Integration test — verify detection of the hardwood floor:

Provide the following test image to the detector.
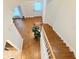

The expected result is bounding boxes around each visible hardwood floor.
[4,16,75,59]
[13,16,42,59]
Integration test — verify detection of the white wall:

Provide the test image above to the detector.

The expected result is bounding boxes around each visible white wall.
[21,1,43,17]
[44,0,76,54]
[3,0,43,50]
[3,0,24,50]
[42,0,47,22]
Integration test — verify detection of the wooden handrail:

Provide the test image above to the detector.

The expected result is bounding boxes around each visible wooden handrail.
[42,27,56,59]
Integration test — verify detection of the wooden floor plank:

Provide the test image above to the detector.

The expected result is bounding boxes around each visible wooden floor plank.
[13,16,42,59]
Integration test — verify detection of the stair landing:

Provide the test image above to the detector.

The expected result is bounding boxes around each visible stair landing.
[13,16,42,59]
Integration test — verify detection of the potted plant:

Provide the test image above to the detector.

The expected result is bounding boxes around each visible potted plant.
[32,24,41,39]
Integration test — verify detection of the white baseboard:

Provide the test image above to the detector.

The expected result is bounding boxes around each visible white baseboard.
[24,15,42,18]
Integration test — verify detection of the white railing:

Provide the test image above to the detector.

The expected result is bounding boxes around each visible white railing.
[40,27,49,59]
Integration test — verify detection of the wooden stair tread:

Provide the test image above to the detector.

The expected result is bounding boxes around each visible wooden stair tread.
[43,24,75,59]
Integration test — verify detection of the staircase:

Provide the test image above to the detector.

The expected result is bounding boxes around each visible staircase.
[13,15,76,59]
[43,24,76,59]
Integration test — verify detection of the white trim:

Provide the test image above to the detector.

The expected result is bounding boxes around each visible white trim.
[24,15,42,18]
[24,16,35,18]
[6,40,19,50]
[6,39,23,52]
